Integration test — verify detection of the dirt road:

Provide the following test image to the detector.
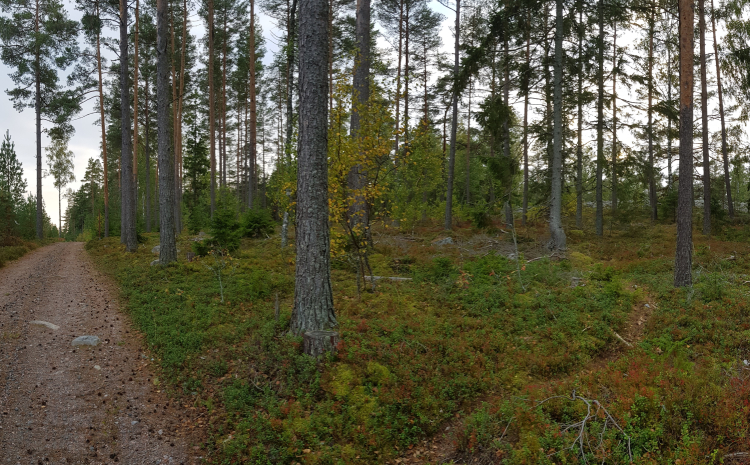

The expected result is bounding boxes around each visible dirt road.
[0,242,200,464]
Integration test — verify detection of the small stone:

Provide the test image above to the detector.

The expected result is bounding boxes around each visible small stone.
[131,421,138,425]
[644,304,651,308]
[151,245,160,254]
[71,335,100,347]
[30,321,59,330]
[94,365,101,370]
[158,429,163,435]
[150,259,160,267]
[432,237,453,246]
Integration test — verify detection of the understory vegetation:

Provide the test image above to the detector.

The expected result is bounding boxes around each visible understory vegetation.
[86,215,750,464]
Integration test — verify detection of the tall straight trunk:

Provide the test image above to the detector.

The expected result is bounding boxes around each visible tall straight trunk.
[58,187,61,237]
[667,20,674,190]
[157,0,176,264]
[648,16,657,220]
[221,15,229,187]
[465,77,471,204]
[208,0,216,215]
[543,5,552,199]
[712,0,733,217]
[281,0,298,250]
[349,0,371,234]
[34,1,42,240]
[503,35,512,227]
[145,80,151,232]
[444,0,460,230]
[595,0,604,236]
[120,0,136,252]
[133,0,140,225]
[575,8,583,229]
[170,5,182,234]
[404,6,410,141]
[249,0,258,209]
[393,0,404,156]
[675,0,694,287]
[523,31,530,226]
[328,0,333,117]
[291,0,337,334]
[550,0,566,250]
[177,0,187,232]
[612,20,618,216]
[95,1,110,237]
[700,0,710,235]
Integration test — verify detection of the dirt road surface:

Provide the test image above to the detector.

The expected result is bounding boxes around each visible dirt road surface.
[0,243,201,464]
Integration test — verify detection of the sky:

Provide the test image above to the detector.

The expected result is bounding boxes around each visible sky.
[0,0,456,231]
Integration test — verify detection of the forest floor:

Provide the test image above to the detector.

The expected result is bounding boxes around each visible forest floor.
[0,242,204,464]
[82,218,750,464]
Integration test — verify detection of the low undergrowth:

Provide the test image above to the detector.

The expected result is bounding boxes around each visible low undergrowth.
[0,238,43,269]
[85,222,750,464]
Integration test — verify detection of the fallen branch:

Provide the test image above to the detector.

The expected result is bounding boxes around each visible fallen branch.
[613,331,633,347]
[364,276,413,282]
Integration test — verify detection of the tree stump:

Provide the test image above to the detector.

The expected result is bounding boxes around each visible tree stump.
[303,331,340,357]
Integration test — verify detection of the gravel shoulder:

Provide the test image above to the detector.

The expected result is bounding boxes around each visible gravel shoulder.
[0,242,201,464]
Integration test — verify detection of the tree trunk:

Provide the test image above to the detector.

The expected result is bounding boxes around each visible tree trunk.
[667,21,674,192]
[595,0,604,236]
[612,20,619,217]
[249,0,257,209]
[444,0,460,231]
[281,0,298,249]
[675,0,694,287]
[34,4,42,240]
[575,8,583,229]
[549,0,566,250]
[96,1,110,238]
[712,0,733,217]
[465,77,471,205]
[145,80,151,233]
[503,35,512,227]
[133,0,140,228]
[700,0,710,235]
[648,16,657,220]
[120,0,136,252]
[291,0,337,335]
[523,23,530,227]
[393,0,403,156]
[303,330,339,357]
[208,0,216,216]
[221,15,229,188]
[157,0,176,265]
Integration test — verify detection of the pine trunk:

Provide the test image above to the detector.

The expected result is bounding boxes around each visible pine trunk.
[675,0,694,287]
[291,0,337,335]
[712,0,733,217]
[595,0,604,237]
[208,0,216,216]
[157,0,176,265]
[120,0,136,252]
[575,8,583,229]
[549,0,566,251]
[444,0,460,230]
[700,0,710,235]
[648,16,657,220]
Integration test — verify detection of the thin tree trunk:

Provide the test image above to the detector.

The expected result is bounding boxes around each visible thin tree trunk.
[595,0,604,236]
[145,80,151,232]
[700,0,710,235]
[575,8,583,229]
[675,0,694,287]
[291,0,337,335]
[404,6,410,142]
[393,0,403,156]
[34,1,43,240]
[133,0,140,227]
[444,0,460,230]
[465,77,471,205]
[712,0,733,217]
[208,0,216,216]
[221,15,229,187]
[503,35,512,227]
[550,0,566,250]
[281,0,298,249]
[349,0,370,235]
[249,0,258,209]
[667,19,674,191]
[523,20,530,227]
[95,0,110,237]
[120,0,136,252]
[612,20,618,216]
[648,15,657,220]
[157,0,176,265]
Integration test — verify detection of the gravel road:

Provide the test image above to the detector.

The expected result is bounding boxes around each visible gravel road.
[0,242,200,464]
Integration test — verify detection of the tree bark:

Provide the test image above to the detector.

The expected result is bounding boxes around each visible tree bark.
[145,79,151,232]
[575,7,583,229]
[120,0,136,252]
[35,2,42,240]
[503,35,512,227]
[675,0,694,287]
[303,330,339,357]
[595,0,604,236]
[157,0,176,265]
[648,16,657,220]
[133,0,140,227]
[612,20,619,217]
[549,0,566,250]
[712,0,733,217]
[700,0,710,235]
[95,1,110,238]
[249,0,257,209]
[208,0,216,216]
[523,22,530,227]
[444,0,460,231]
[291,0,337,335]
